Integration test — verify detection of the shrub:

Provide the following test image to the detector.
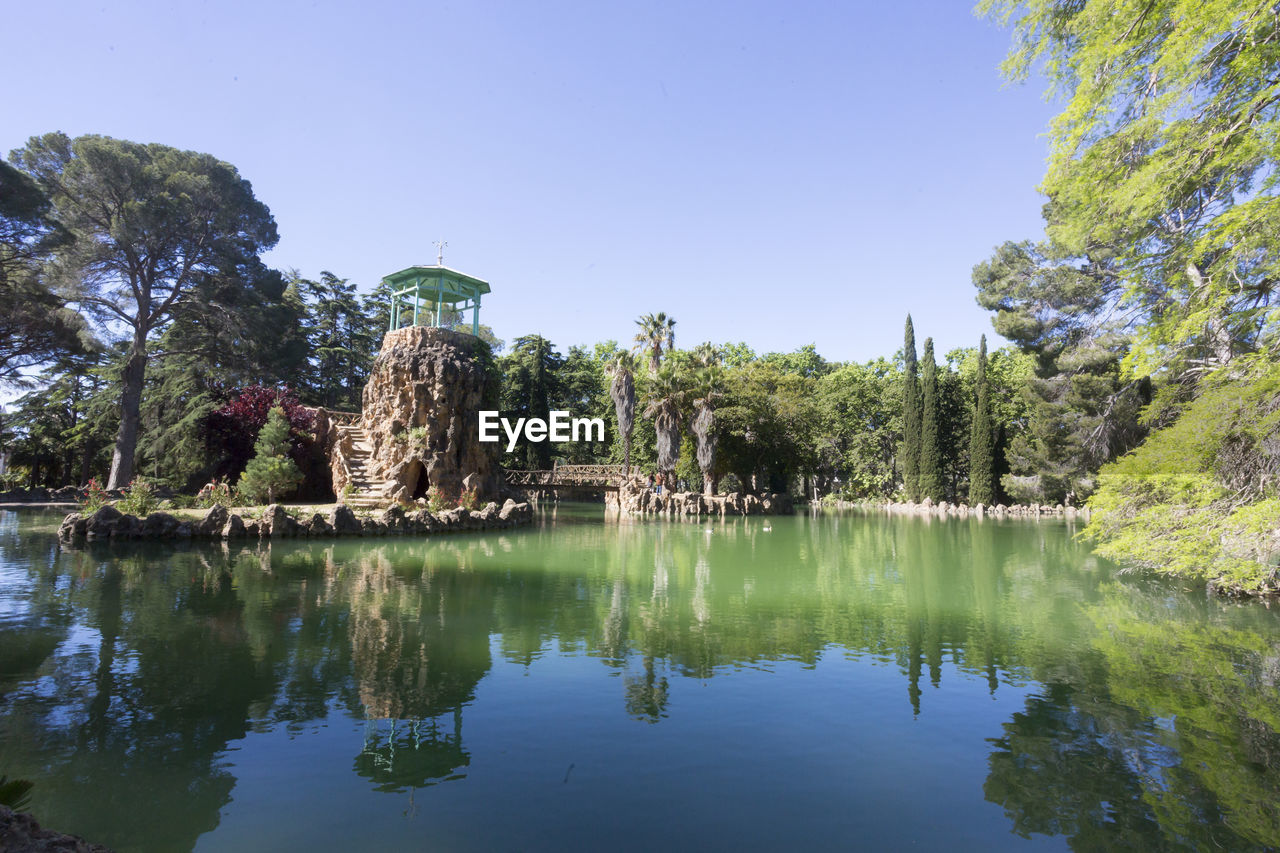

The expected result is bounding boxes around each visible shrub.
[117,479,158,516]
[237,407,305,505]
[425,485,453,513]
[195,478,234,508]
[80,478,108,512]
[205,385,314,479]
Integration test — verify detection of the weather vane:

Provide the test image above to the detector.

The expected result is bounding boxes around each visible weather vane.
[434,239,448,265]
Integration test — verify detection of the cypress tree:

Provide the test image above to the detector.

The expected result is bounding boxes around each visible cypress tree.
[968,335,996,506]
[901,316,921,501]
[919,337,943,502]
[237,407,304,505]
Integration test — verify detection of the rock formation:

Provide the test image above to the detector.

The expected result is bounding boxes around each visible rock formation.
[607,479,794,517]
[330,326,502,505]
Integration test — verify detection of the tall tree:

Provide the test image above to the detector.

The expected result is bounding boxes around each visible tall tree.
[605,351,638,475]
[10,133,279,487]
[973,240,1147,503]
[0,160,88,384]
[634,312,676,376]
[294,270,374,410]
[980,0,1280,378]
[918,338,943,502]
[968,335,996,506]
[500,335,562,470]
[642,364,685,483]
[901,316,922,500]
[689,365,723,495]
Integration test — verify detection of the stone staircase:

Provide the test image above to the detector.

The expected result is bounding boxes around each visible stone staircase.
[337,424,396,508]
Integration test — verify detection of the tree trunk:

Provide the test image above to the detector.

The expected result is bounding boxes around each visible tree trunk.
[107,327,148,489]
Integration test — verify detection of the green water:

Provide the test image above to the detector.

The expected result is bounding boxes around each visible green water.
[1,505,1278,851]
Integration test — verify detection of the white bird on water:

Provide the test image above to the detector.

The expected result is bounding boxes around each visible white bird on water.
[762,524,772,532]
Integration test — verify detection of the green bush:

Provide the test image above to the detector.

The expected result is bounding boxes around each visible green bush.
[1085,359,1280,593]
[237,407,304,505]
[117,479,158,516]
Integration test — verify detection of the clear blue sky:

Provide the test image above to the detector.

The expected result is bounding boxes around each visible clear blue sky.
[3,0,1057,363]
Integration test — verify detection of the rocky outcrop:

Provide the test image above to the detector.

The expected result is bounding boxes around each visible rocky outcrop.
[331,326,501,506]
[0,805,112,852]
[57,500,533,544]
[607,480,794,517]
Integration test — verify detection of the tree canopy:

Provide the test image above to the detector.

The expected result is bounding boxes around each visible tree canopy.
[9,133,280,487]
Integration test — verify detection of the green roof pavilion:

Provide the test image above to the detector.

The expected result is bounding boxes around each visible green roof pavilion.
[383,264,491,336]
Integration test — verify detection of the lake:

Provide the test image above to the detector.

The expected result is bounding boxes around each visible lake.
[1,504,1278,851]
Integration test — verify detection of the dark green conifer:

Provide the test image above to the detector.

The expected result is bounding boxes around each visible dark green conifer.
[919,337,943,502]
[968,335,996,506]
[901,316,921,501]
[237,407,303,504]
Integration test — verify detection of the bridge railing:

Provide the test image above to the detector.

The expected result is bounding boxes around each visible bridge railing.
[503,464,627,488]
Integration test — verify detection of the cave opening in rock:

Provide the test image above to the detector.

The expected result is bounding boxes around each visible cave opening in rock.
[407,460,431,500]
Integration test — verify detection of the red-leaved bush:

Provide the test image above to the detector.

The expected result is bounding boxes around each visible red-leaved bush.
[205,386,315,478]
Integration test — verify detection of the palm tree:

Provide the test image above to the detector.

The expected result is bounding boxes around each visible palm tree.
[604,350,638,476]
[690,342,721,369]
[634,312,676,376]
[642,363,685,483]
[689,366,722,495]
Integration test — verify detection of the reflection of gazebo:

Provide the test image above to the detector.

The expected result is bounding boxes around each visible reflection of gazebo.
[383,264,490,337]
[346,554,492,793]
[356,712,468,792]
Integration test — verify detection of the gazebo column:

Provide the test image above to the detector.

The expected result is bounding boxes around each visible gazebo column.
[472,295,480,336]
[412,276,421,325]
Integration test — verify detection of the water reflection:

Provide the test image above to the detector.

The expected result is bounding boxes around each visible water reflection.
[1,508,1278,850]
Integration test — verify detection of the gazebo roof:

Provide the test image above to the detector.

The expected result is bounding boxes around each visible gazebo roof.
[383,265,491,301]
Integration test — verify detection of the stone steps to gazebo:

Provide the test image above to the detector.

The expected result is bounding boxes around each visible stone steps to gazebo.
[337,424,394,507]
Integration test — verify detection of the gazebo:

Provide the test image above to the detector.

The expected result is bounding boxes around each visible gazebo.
[383,264,490,336]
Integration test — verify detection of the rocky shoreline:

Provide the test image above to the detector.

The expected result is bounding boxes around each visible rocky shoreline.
[0,805,111,853]
[1,485,87,504]
[57,499,533,544]
[607,481,794,517]
[829,498,1091,522]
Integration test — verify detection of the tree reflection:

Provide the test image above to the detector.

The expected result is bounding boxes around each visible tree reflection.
[4,508,1280,851]
[342,547,492,792]
[984,582,1280,850]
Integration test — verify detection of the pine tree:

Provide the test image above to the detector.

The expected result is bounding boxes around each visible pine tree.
[901,316,921,501]
[237,407,303,505]
[919,337,943,502]
[968,335,996,506]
